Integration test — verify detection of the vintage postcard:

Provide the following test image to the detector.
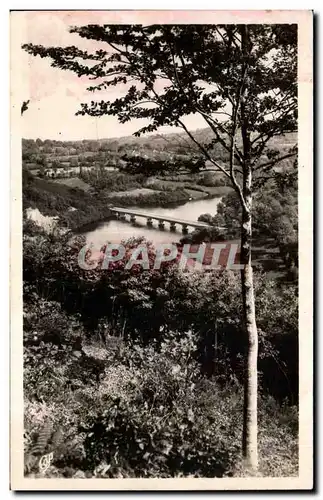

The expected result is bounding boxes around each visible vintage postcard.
[10,10,313,490]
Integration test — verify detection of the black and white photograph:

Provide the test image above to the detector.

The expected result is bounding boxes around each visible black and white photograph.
[10,10,313,490]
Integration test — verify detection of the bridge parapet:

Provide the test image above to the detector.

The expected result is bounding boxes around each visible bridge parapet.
[110,206,212,231]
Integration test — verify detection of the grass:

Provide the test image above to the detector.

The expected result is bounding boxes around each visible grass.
[145,177,232,199]
[52,177,92,192]
[108,187,161,197]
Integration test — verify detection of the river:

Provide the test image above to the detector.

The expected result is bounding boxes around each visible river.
[80,197,222,246]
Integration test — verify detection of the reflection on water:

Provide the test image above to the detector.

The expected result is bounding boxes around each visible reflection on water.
[80,197,222,247]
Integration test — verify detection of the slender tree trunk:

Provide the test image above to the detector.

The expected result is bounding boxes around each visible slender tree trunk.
[236,23,258,473]
[214,324,218,375]
[240,169,258,472]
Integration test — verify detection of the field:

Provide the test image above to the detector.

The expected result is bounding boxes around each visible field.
[108,187,161,197]
[52,177,92,192]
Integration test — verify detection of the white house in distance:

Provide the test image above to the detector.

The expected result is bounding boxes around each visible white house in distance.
[36,165,117,179]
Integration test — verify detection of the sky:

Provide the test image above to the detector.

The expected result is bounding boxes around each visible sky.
[18,11,207,141]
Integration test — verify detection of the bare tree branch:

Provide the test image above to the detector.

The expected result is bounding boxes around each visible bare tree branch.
[254,151,297,171]
[176,119,232,180]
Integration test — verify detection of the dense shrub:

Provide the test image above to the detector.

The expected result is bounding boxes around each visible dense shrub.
[106,188,191,208]
[24,325,298,478]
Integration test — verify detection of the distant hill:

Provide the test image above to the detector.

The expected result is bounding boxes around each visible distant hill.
[96,128,297,149]
[23,128,297,170]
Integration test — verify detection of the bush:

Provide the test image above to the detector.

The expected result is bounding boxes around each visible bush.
[80,332,241,477]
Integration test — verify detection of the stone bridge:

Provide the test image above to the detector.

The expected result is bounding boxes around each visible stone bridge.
[110,206,212,234]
